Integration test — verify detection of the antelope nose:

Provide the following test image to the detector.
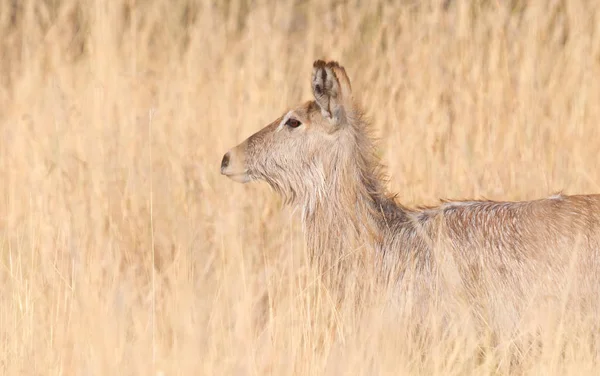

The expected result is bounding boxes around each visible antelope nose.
[221,152,230,174]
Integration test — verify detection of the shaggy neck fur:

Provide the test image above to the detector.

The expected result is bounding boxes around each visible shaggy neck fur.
[297,114,413,262]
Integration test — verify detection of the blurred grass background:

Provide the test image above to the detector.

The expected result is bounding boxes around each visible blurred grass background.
[0,0,599,374]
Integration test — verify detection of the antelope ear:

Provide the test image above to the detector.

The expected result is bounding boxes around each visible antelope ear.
[311,60,352,124]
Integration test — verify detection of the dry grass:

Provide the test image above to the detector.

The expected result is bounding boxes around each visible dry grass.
[1,0,600,374]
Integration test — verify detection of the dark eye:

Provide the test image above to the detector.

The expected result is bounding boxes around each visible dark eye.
[285,118,301,128]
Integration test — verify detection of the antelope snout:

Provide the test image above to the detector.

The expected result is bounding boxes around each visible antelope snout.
[220,146,251,183]
[220,152,230,174]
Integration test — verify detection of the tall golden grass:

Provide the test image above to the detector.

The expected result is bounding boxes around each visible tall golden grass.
[1,0,600,374]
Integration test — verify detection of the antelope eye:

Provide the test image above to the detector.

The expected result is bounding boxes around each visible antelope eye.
[285,118,301,128]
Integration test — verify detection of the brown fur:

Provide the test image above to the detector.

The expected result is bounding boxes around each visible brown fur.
[221,60,600,331]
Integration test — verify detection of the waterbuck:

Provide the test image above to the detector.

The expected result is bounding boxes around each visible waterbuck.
[221,60,600,328]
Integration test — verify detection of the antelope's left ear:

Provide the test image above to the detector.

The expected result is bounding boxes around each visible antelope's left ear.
[311,60,353,125]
